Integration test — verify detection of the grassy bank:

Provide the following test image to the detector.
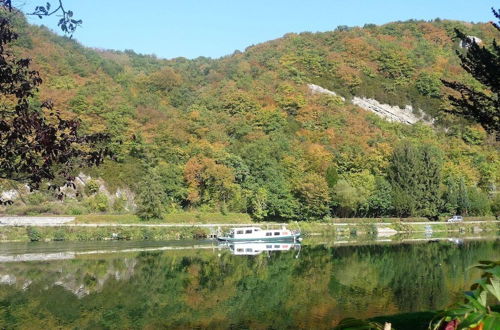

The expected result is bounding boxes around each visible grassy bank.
[0,226,214,242]
[0,220,498,242]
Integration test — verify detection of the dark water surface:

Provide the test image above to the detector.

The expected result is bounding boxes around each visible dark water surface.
[0,238,498,329]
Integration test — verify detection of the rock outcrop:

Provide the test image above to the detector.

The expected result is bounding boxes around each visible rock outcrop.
[307,83,432,125]
[351,96,431,125]
[308,83,346,101]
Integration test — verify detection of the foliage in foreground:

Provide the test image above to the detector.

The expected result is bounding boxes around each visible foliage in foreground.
[430,260,500,330]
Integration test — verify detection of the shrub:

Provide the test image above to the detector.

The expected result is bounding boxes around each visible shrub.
[112,196,127,213]
[86,193,109,212]
[85,179,100,195]
[52,230,66,241]
[26,227,41,242]
[26,192,47,205]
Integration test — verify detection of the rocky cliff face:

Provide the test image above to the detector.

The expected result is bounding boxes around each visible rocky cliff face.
[351,97,432,125]
[308,84,432,125]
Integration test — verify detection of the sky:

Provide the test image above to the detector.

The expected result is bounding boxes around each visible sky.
[20,0,497,59]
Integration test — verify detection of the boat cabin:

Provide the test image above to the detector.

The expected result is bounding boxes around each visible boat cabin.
[229,226,293,239]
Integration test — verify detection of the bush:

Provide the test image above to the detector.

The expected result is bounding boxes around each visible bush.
[85,179,100,195]
[27,227,42,242]
[52,230,66,241]
[7,202,65,216]
[68,206,85,215]
[85,193,109,212]
[26,192,48,205]
[112,196,127,213]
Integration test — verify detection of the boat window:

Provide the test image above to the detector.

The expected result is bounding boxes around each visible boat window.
[236,230,243,235]
[266,232,272,236]
[237,248,244,252]
[245,229,253,234]
[274,245,280,248]
[266,245,272,248]
[245,248,252,252]
[274,232,280,236]
[254,228,260,231]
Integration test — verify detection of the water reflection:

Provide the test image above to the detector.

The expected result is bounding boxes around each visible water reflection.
[0,238,498,329]
[219,241,301,256]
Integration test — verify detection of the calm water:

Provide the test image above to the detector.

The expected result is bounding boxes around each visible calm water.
[0,238,498,329]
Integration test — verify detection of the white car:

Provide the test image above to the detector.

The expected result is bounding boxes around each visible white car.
[447,215,463,223]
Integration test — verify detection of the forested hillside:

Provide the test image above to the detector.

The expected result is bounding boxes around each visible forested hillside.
[1,11,499,220]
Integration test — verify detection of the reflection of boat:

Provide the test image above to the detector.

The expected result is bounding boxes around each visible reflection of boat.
[217,226,301,243]
[447,238,464,245]
[220,242,301,256]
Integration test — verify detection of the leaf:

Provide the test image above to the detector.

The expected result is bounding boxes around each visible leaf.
[477,290,488,306]
[457,312,483,329]
[446,306,474,317]
[464,295,487,312]
[333,318,384,330]
[482,313,500,330]
[484,278,500,302]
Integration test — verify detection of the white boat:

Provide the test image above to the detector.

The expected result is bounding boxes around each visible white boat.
[217,226,301,243]
[221,242,301,256]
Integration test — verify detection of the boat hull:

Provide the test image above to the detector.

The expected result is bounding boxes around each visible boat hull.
[217,234,301,243]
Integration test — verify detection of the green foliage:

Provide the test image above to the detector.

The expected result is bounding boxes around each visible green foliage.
[294,172,330,219]
[467,187,491,216]
[367,177,393,216]
[26,226,41,242]
[135,171,165,221]
[85,193,109,212]
[331,179,366,217]
[491,194,500,217]
[430,260,500,330]
[415,72,441,97]
[84,179,100,195]
[388,142,442,218]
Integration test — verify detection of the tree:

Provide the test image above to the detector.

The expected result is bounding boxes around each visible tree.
[442,8,499,136]
[294,173,330,220]
[331,179,365,217]
[456,178,470,215]
[367,177,393,217]
[136,170,165,221]
[442,177,459,214]
[0,3,109,204]
[388,142,442,218]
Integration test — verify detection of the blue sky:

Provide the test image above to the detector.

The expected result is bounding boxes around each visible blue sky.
[23,0,496,59]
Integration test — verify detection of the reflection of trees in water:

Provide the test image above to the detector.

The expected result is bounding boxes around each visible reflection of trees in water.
[0,241,498,328]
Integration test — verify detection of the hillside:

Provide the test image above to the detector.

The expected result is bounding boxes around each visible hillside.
[0,11,499,220]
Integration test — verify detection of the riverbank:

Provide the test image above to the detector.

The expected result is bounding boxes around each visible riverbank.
[0,217,498,242]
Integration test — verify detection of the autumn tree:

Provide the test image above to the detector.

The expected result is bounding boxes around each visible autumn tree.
[442,8,500,136]
[0,2,108,204]
[294,172,330,219]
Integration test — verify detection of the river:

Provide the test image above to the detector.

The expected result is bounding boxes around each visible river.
[0,237,498,329]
